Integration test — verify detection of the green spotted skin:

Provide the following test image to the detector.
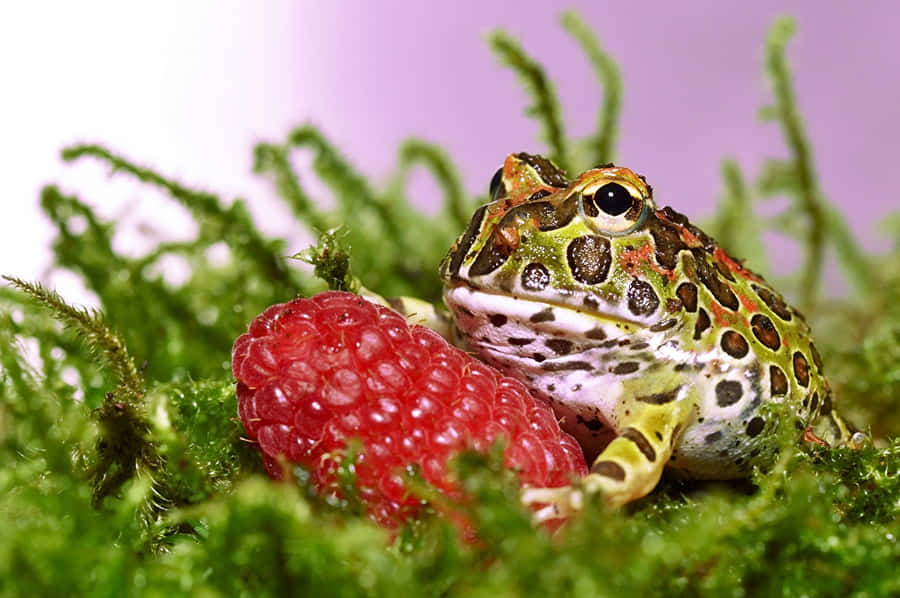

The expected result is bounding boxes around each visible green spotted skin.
[439,153,855,506]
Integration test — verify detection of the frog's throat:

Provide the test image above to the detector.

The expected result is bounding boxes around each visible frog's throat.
[444,283,649,334]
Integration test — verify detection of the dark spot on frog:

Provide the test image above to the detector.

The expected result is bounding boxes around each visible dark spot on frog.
[715,380,743,407]
[793,351,810,387]
[630,342,650,351]
[819,391,832,415]
[541,360,593,372]
[583,296,600,310]
[591,460,626,481]
[636,387,680,404]
[577,415,604,432]
[809,342,824,373]
[515,152,569,188]
[750,314,781,351]
[507,337,534,346]
[715,258,735,282]
[456,305,475,318]
[745,417,765,437]
[752,284,793,321]
[445,204,487,278]
[666,298,683,312]
[770,365,788,396]
[530,307,555,323]
[627,279,660,316]
[704,431,722,444]
[649,318,677,332]
[611,362,640,375]
[489,314,508,327]
[654,431,663,441]
[532,353,546,363]
[546,339,574,355]
[527,189,551,202]
[567,235,612,284]
[585,326,607,340]
[809,391,819,413]
[693,308,711,340]
[621,427,656,462]
[547,384,556,393]
[692,248,739,310]
[721,330,749,359]
[676,282,698,313]
[647,211,689,270]
[521,262,551,291]
[469,232,512,276]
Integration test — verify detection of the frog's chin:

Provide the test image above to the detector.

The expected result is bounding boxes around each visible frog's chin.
[443,283,649,339]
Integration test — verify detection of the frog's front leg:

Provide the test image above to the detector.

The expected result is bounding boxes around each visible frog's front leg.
[524,384,695,517]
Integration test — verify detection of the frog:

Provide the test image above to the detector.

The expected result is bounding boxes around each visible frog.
[437,152,861,513]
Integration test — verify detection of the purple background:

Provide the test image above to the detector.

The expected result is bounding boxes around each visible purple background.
[2,2,897,302]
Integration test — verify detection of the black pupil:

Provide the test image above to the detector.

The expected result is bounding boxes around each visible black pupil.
[594,183,632,216]
[489,167,504,199]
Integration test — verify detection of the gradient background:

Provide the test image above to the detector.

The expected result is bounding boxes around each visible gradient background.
[2,1,897,303]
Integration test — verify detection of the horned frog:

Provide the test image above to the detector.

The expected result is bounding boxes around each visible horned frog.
[437,152,861,513]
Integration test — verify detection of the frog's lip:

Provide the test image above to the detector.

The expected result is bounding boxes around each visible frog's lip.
[444,281,650,331]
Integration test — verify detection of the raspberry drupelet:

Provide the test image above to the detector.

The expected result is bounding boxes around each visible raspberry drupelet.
[232,291,587,528]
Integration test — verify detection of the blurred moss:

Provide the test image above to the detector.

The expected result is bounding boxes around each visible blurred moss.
[1,13,897,598]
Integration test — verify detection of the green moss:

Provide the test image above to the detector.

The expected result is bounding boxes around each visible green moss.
[1,14,898,598]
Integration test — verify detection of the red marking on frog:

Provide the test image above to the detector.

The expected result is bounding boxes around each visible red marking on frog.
[619,244,677,281]
[679,226,703,247]
[737,292,759,314]
[713,248,763,283]
[709,300,745,329]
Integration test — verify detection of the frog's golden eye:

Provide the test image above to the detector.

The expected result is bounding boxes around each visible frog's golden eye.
[578,181,647,234]
[489,167,504,200]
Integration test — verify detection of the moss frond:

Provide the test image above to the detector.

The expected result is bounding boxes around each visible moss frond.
[291,227,360,293]
[253,141,332,233]
[61,143,302,296]
[3,276,143,400]
[488,30,571,172]
[705,159,770,276]
[560,11,623,168]
[397,138,470,229]
[760,18,826,305]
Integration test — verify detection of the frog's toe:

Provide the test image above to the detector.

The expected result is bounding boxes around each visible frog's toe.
[521,485,585,522]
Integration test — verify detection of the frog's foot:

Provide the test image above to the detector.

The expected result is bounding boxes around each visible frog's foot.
[524,392,695,522]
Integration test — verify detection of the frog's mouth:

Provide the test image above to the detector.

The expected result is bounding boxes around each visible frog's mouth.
[444,283,650,343]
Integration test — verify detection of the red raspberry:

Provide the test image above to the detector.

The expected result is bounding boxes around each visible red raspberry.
[232,291,587,528]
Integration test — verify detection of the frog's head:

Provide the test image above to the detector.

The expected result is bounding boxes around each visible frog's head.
[440,153,738,344]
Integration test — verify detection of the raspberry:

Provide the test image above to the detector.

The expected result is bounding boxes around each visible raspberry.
[232,291,587,528]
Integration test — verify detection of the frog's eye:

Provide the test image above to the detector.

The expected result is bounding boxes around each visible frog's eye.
[578,181,647,234]
[489,167,504,200]
[593,183,632,216]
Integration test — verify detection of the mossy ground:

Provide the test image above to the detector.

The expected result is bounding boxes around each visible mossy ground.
[2,14,898,598]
